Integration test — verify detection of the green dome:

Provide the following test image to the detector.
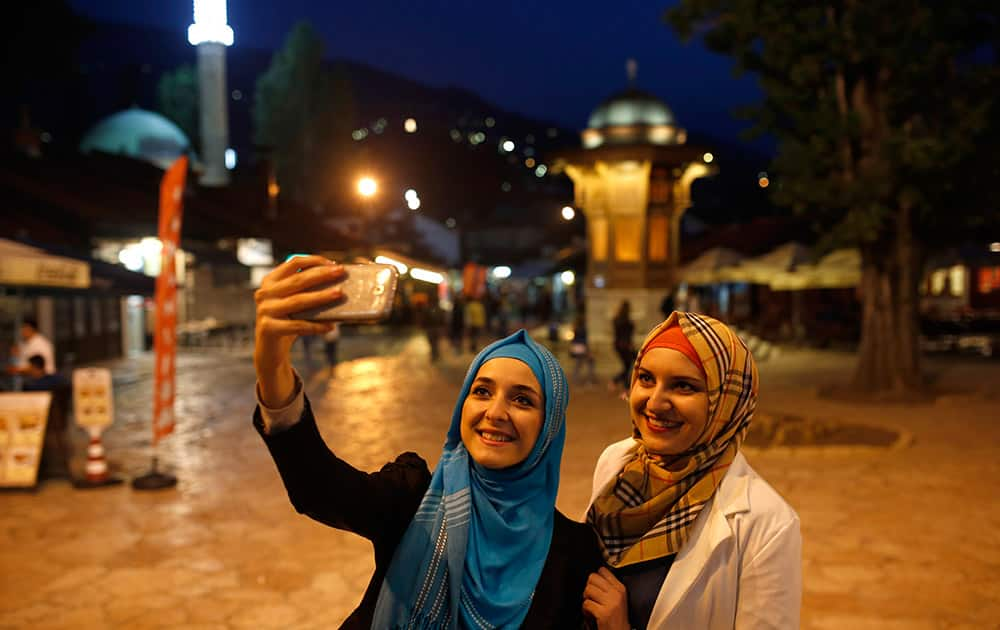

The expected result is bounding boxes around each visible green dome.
[80,108,192,168]
[587,88,676,129]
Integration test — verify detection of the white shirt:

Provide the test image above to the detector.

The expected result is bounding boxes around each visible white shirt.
[589,439,802,629]
[255,370,305,434]
[19,333,56,374]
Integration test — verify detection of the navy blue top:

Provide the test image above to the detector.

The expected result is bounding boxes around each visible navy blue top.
[611,555,675,630]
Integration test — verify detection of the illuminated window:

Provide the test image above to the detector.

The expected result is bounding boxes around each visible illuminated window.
[948,265,966,297]
[930,270,947,296]
[614,217,641,262]
[978,267,1000,294]
[648,215,668,261]
[591,217,608,262]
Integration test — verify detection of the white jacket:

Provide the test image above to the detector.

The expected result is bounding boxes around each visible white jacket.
[589,439,801,629]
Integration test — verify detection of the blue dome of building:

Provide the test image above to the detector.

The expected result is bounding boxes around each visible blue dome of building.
[79,108,193,168]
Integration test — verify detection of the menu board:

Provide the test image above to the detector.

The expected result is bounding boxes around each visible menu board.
[0,392,52,488]
[73,368,114,431]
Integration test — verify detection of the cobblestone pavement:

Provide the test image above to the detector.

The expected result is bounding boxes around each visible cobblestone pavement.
[1,330,998,629]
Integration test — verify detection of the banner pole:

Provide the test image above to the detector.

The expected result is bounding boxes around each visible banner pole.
[133,156,186,492]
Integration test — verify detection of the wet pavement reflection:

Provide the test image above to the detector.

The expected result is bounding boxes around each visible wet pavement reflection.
[0,331,998,628]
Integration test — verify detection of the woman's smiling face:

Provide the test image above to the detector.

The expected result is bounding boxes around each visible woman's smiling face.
[629,347,710,456]
[460,358,544,469]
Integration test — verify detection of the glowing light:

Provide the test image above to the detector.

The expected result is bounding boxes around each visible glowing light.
[118,247,144,272]
[485,117,496,128]
[525,158,536,168]
[352,129,368,141]
[534,164,548,177]
[501,140,515,153]
[560,270,576,286]
[225,148,236,170]
[450,129,462,142]
[411,268,445,284]
[561,206,575,221]
[407,197,421,210]
[445,218,457,229]
[404,189,418,201]
[758,176,770,188]
[188,0,234,46]
[140,237,163,258]
[375,255,408,275]
[404,118,418,133]
[491,266,512,279]
[990,242,1000,252]
[357,177,377,197]
[703,152,714,163]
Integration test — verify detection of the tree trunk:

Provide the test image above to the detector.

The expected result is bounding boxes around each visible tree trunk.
[853,206,923,395]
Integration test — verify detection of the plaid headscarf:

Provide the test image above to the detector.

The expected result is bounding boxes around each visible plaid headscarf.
[587,312,758,567]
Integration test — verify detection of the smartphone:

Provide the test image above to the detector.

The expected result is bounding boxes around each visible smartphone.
[289,263,399,322]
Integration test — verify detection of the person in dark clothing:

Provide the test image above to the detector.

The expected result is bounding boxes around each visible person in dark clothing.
[611,300,636,392]
[252,255,603,629]
[449,297,465,353]
[22,355,68,392]
[23,355,72,478]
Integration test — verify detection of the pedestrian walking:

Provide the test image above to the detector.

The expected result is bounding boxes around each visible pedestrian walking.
[322,323,340,377]
[448,297,465,354]
[251,256,602,629]
[569,313,596,386]
[583,312,801,629]
[610,300,635,392]
[464,298,486,353]
[414,299,444,362]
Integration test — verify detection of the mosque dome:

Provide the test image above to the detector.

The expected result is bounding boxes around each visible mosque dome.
[587,88,677,130]
[582,79,686,149]
[79,107,193,169]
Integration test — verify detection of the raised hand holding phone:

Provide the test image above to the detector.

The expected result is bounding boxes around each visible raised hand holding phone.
[253,255,345,407]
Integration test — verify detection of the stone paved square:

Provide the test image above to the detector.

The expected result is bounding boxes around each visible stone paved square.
[1,332,997,629]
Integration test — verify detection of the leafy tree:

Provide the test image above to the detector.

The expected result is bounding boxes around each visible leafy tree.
[254,22,355,205]
[156,64,199,151]
[668,0,1000,394]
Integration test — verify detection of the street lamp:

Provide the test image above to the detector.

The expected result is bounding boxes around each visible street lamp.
[357,176,377,198]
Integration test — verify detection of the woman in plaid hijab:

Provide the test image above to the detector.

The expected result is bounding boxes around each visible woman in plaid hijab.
[583,311,801,629]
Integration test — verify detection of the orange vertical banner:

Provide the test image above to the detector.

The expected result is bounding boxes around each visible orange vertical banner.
[152,156,188,443]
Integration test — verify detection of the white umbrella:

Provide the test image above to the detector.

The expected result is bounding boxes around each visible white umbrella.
[679,247,745,285]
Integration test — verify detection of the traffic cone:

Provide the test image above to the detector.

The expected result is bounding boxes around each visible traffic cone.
[85,432,109,484]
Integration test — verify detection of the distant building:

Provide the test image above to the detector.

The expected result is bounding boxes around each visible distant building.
[554,62,717,343]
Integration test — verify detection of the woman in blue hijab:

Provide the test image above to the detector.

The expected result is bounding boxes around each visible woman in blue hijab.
[252,257,601,629]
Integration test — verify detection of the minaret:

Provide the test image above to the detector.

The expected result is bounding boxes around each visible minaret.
[188,0,233,187]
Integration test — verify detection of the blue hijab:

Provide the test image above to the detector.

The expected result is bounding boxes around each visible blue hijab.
[371,329,568,629]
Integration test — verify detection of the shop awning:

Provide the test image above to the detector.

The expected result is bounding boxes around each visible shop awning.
[0,239,90,289]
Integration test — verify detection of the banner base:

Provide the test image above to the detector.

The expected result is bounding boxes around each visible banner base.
[131,456,177,491]
[72,475,125,490]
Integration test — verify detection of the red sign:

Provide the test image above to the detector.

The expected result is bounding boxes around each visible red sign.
[462,263,487,299]
[152,157,188,443]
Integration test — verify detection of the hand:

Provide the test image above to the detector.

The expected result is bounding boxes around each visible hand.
[253,255,345,406]
[582,567,630,630]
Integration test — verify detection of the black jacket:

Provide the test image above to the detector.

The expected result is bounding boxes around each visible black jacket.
[255,398,603,629]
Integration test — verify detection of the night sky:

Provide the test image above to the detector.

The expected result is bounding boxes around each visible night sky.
[67,0,761,142]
